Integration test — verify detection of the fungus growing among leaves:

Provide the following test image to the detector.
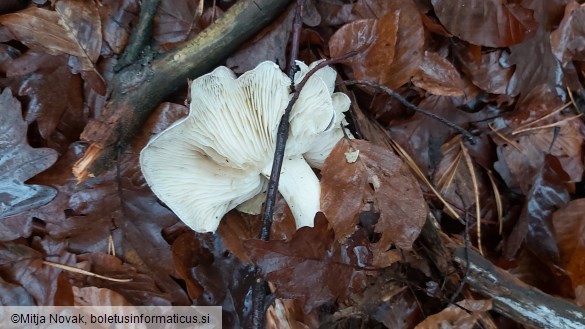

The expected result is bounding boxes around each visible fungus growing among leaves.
[140,61,350,233]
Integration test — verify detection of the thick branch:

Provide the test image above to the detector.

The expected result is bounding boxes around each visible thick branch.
[73,0,291,181]
[453,248,585,329]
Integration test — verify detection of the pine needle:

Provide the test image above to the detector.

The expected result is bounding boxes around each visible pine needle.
[460,141,483,255]
[388,138,460,219]
[487,169,503,235]
[42,260,132,283]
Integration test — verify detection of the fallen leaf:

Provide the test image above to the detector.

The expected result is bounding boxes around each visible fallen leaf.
[0,88,57,218]
[329,0,423,90]
[321,139,426,251]
[431,0,537,47]
[507,28,563,98]
[492,86,584,194]
[455,46,514,95]
[99,0,139,54]
[550,1,585,63]
[0,1,105,94]
[244,216,367,312]
[412,51,470,97]
[552,199,585,288]
[153,0,204,49]
[73,286,131,306]
[414,299,492,329]
[504,155,570,261]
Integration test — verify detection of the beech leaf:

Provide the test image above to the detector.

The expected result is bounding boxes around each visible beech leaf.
[329,0,423,90]
[0,1,105,94]
[321,139,427,251]
[431,0,538,47]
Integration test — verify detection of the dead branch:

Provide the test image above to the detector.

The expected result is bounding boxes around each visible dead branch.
[73,0,292,182]
[453,248,585,329]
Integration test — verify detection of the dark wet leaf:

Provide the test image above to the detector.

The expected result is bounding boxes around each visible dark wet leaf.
[552,199,585,288]
[0,88,57,218]
[504,155,570,261]
[492,86,584,194]
[412,51,472,97]
[455,46,514,95]
[244,216,367,312]
[507,28,563,98]
[431,0,537,47]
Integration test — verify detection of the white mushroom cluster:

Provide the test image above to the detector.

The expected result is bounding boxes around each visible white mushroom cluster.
[140,61,351,233]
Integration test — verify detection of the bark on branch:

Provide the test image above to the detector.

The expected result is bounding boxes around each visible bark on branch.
[73,0,292,181]
[453,248,585,329]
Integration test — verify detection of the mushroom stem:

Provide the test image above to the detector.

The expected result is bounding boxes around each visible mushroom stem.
[261,156,320,228]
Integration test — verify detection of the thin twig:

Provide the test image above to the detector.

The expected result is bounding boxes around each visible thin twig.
[340,80,477,143]
[252,1,303,328]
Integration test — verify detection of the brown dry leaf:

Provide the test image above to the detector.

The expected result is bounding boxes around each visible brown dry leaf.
[321,139,426,251]
[431,0,537,47]
[0,88,57,218]
[412,51,470,97]
[552,199,585,288]
[414,299,492,329]
[244,216,367,312]
[0,1,105,94]
[550,1,585,63]
[329,0,423,90]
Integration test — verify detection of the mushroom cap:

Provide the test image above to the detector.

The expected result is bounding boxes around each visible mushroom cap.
[140,60,349,232]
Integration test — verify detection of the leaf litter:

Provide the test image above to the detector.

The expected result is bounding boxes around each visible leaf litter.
[1,0,585,327]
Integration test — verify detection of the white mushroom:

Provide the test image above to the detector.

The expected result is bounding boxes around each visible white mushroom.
[140,61,351,233]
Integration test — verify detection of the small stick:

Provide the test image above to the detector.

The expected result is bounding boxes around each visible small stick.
[340,80,476,143]
[252,1,303,328]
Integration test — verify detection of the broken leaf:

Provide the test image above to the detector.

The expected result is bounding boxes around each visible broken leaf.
[0,88,57,218]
